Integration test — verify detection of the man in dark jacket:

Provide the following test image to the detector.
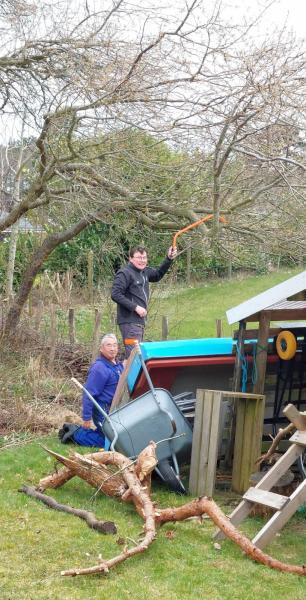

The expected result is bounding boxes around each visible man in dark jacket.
[82,334,124,430]
[111,245,177,357]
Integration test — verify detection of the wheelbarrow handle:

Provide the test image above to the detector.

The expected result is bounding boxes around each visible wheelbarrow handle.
[71,377,118,450]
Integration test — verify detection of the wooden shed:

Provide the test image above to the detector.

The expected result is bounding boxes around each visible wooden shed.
[227,269,306,399]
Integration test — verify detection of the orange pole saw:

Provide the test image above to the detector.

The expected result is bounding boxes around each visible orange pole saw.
[172,214,227,249]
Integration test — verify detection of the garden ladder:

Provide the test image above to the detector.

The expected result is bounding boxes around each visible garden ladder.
[214,404,306,549]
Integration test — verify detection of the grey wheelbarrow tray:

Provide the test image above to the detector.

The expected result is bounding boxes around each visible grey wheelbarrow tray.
[72,353,193,493]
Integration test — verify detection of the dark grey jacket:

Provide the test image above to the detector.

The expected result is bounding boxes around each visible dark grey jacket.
[111,257,172,325]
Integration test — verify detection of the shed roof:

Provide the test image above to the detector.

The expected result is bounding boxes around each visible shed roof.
[226,270,306,325]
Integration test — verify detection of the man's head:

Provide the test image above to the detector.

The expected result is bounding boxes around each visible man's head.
[100,334,118,362]
[129,245,148,271]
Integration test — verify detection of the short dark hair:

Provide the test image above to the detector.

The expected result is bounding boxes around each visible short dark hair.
[129,245,147,258]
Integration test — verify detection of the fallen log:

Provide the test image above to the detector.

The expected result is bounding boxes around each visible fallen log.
[30,442,306,578]
[20,485,117,534]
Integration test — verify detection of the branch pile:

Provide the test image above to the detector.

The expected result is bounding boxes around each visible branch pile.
[22,442,306,578]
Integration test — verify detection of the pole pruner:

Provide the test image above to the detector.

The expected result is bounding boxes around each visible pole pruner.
[172,214,227,249]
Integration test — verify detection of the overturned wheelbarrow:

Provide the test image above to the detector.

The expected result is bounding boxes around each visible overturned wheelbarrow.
[72,343,193,494]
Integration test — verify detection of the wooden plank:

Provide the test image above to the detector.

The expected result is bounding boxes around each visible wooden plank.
[189,389,206,495]
[232,396,246,492]
[289,430,306,446]
[247,308,306,322]
[283,404,306,431]
[252,480,306,549]
[205,391,222,496]
[110,347,137,411]
[243,487,289,510]
[196,390,214,496]
[252,310,271,396]
[233,327,281,340]
[241,398,257,492]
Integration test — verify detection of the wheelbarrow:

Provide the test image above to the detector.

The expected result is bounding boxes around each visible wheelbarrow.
[72,347,193,493]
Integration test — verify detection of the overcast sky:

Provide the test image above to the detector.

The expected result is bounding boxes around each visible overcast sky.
[0,0,304,144]
[232,0,305,38]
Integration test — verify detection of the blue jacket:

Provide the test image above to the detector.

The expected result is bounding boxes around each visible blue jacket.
[82,355,124,426]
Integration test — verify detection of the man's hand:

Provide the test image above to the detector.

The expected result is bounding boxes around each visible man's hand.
[83,419,94,429]
[168,246,177,260]
[135,305,147,317]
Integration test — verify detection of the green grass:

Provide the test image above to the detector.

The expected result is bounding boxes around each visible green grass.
[42,268,301,344]
[146,268,301,340]
[1,268,306,598]
[0,437,306,600]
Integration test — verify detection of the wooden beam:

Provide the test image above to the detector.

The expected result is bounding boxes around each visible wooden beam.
[283,404,306,431]
[110,347,137,411]
[247,308,306,322]
[252,310,271,395]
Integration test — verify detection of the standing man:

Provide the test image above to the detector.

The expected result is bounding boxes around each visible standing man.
[111,245,177,357]
[82,334,124,431]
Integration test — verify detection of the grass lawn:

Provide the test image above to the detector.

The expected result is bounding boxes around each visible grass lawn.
[1,268,306,599]
[47,267,302,344]
[0,436,306,600]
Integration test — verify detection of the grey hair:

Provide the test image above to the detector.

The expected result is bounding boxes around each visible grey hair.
[100,333,118,345]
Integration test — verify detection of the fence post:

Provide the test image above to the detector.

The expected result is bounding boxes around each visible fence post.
[34,299,44,331]
[68,307,76,345]
[162,315,169,340]
[87,250,94,305]
[215,318,223,338]
[227,259,232,279]
[186,246,191,285]
[91,308,102,361]
[49,304,57,367]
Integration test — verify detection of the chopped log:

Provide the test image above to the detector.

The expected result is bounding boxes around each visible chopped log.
[19,485,117,534]
[40,446,128,498]
[35,443,306,578]
[38,466,75,491]
[61,443,157,577]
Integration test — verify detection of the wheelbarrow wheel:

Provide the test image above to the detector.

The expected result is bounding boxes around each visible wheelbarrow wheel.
[156,459,187,494]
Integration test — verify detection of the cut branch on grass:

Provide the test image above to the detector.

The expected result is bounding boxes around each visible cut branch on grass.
[31,443,306,578]
[19,485,117,534]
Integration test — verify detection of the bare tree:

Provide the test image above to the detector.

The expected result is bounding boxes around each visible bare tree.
[0,0,305,333]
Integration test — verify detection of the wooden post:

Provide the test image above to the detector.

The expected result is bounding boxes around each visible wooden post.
[68,308,76,345]
[215,319,223,338]
[252,310,271,395]
[49,304,57,367]
[186,246,191,285]
[225,320,246,468]
[161,315,169,340]
[110,347,138,411]
[34,299,44,331]
[227,259,232,279]
[91,308,102,361]
[87,250,94,305]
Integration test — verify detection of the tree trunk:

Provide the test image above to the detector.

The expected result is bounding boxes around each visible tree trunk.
[3,210,106,336]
